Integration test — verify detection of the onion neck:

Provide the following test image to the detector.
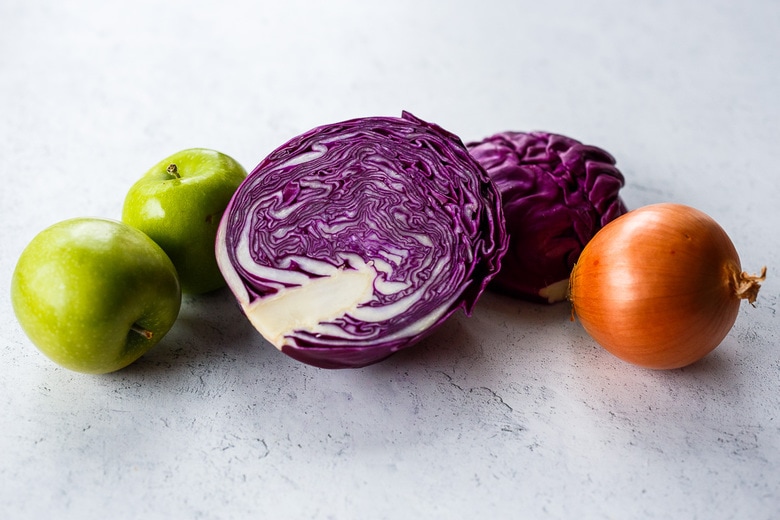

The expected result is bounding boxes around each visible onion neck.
[731,265,767,305]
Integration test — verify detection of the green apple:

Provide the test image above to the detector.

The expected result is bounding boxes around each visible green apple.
[11,217,182,374]
[122,148,247,294]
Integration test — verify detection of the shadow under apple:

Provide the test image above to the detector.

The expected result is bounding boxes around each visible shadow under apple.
[119,287,273,376]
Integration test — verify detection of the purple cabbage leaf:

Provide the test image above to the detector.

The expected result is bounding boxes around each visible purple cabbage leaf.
[467,131,627,303]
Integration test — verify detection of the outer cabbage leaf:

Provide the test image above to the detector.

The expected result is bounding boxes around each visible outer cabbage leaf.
[467,131,627,303]
[216,112,507,368]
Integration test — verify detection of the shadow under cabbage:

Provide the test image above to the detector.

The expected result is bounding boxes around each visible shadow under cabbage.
[370,290,576,374]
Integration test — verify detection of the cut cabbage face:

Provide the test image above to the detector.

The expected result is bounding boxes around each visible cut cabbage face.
[216,112,507,368]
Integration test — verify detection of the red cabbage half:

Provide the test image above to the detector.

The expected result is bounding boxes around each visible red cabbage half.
[467,131,627,303]
[216,112,507,368]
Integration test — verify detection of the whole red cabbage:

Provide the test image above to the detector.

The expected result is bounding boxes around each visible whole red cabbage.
[216,112,507,368]
[467,131,627,303]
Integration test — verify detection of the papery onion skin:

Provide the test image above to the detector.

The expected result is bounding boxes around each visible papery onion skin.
[216,112,507,369]
[467,131,627,303]
[569,203,765,370]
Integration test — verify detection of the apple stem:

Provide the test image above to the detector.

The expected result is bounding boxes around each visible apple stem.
[166,163,181,179]
[131,324,154,340]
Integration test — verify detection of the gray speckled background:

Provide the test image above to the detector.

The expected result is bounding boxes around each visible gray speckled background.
[2,0,779,518]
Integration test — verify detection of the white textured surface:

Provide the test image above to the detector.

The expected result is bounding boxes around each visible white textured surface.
[2,0,779,518]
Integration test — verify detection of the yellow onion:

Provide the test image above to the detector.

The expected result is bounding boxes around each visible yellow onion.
[569,203,766,369]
